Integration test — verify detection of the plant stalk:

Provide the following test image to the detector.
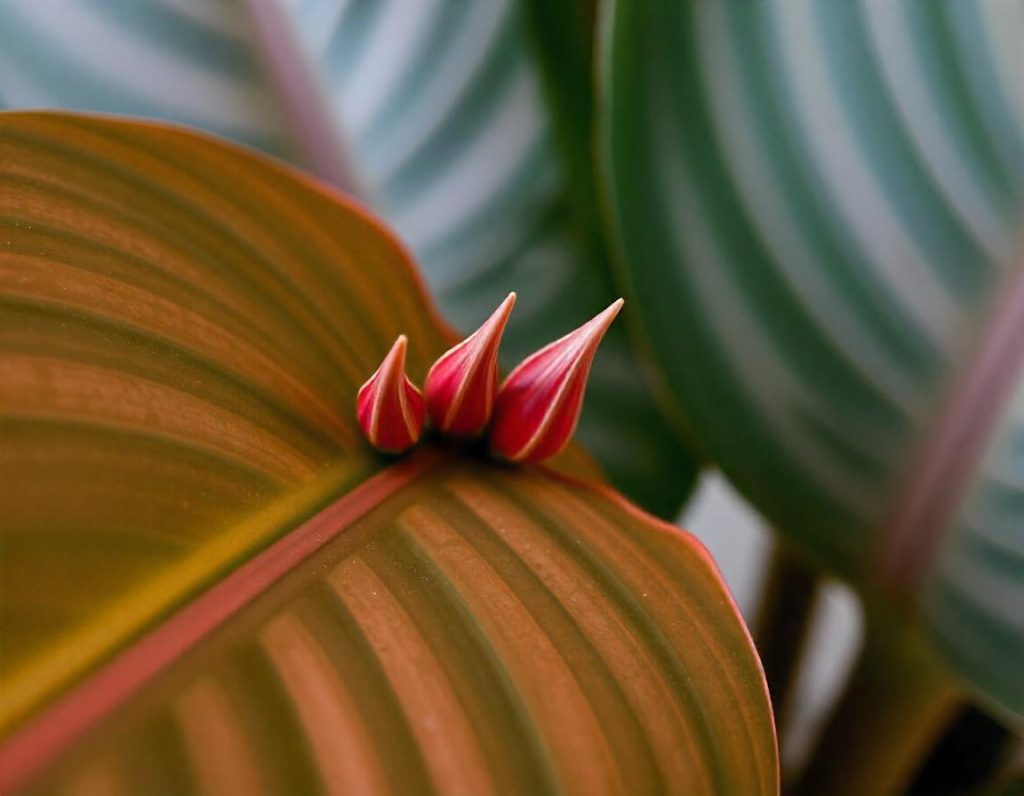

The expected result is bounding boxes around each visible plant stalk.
[752,543,820,734]
[796,605,962,796]
[243,0,365,195]
[908,705,1018,795]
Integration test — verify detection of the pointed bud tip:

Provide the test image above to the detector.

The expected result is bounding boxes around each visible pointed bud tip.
[425,294,516,436]
[357,334,424,454]
[594,298,624,327]
[491,291,517,325]
[481,292,516,335]
[489,301,622,463]
[386,334,408,363]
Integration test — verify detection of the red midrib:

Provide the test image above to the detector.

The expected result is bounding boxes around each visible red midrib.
[0,449,443,792]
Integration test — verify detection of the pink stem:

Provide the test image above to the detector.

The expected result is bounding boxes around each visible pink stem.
[881,265,1024,595]
[243,0,365,195]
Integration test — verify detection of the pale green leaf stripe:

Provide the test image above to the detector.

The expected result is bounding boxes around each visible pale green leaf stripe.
[921,378,1024,720]
[0,0,292,156]
[813,1,1000,286]
[603,0,1023,571]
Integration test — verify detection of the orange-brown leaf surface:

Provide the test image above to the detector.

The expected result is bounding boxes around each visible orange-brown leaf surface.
[0,112,776,795]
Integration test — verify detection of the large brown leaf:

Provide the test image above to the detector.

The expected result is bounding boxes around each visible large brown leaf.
[0,112,776,794]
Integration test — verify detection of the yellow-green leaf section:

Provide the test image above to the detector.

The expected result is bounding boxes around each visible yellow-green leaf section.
[0,112,776,794]
[0,111,450,728]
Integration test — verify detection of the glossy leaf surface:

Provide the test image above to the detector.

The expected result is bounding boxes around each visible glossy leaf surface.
[0,112,776,794]
[0,0,699,518]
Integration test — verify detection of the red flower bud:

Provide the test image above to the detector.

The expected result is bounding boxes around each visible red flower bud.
[425,292,516,436]
[489,299,624,463]
[356,335,425,454]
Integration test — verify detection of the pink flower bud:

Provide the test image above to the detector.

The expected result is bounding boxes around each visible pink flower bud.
[356,335,425,454]
[489,299,624,463]
[425,292,516,436]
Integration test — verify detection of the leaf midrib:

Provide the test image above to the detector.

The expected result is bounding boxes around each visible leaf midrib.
[0,451,444,753]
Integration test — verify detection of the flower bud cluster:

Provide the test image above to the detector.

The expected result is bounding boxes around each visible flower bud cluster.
[356,293,622,463]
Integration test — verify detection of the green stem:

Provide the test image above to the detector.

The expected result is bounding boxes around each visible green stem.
[752,544,820,734]
[796,606,962,796]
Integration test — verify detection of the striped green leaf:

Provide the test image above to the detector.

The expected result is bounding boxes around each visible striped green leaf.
[0,0,293,155]
[0,0,699,518]
[599,0,1024,719]
[0,112,777,794]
